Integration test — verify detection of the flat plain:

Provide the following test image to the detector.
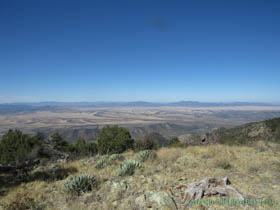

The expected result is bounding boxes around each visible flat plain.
[1,106,280,141]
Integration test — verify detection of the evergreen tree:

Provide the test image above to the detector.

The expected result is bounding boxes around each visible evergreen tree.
[97,126,134,155]
[49,132,69,152]
[0,130,43,166]
[75,137,98,156]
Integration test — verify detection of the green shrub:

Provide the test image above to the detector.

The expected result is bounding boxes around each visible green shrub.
[0,130,43,166]
[137,150,157,162]
[134,134,160,152]
[94,155,110,169]
[168,137,184,147]
[265,117,280,132]
[49,132,69,152]
[117,160,142,176]
[97,126,134,155]
[1,193,45,210]
[64,174,97,195]
[30,166,78,182]
[67,138,98,157]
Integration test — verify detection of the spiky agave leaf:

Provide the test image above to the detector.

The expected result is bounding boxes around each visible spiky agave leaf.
[94,155,110,169]
[64,174,97,194]
[109,154,125,162]
[137,150,157,162]
[117,160,142,176]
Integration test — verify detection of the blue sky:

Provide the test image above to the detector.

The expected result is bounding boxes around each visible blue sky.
[0,0,280,103]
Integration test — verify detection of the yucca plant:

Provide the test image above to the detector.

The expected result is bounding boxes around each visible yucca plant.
[64,174,97,195]
[137,150,157,162]
[94,155,109,169]
[117,160,142,176]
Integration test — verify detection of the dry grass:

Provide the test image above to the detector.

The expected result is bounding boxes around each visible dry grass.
[1,142,280,209]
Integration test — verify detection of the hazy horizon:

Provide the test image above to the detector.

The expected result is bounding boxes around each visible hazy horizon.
[1,100,279,106]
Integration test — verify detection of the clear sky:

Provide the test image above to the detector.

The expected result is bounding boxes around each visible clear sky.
[0,0,279,103]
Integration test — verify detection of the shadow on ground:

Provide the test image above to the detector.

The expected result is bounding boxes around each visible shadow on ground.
[0,166,78,197]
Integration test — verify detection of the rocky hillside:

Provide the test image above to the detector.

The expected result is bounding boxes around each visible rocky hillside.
[32,122,210,143]
[179,117,280,145]
[1,143,279,209]
[35,116,280,146]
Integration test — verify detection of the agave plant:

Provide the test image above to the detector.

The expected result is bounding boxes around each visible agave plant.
[117,160,142,176]
[137,150,157,162]
[64,174,96,194]
[94,155,109,169]
[109,154,125,162]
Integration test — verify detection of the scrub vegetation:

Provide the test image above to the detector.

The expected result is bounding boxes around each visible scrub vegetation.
[0,118,280,209]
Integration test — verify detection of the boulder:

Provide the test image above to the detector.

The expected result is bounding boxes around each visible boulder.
[176,177,244,205]
[135,191,177,210]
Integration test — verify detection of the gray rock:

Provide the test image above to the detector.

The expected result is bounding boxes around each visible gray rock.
[135,191,177,210]
[111,181,129,193]
[149,191,178,210]
[135,194,146,207]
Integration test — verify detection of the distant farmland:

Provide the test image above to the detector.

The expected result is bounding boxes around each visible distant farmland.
[1,106,280,141]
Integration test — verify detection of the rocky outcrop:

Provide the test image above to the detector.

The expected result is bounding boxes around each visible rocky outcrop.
[96,175,244,209]
[176,177,244,205]
[180,117,280,145]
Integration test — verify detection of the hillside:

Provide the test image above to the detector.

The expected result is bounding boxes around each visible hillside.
[1,143,279,209]
[33,122,209,143]
[1,118,280,209]
[199,117,280,145]
[31,117,280,145]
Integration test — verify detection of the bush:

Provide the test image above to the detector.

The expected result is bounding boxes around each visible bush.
[49,133,69,152]
[265,117,280,132]
[64,174,97,195]
[134,134,160,151]
[30,165,78,182]
[137,150,157,162]
[1,193,45,210]
[117,160,142,176]
[68,138,98,157]
[0,130,43,166]
[168,137,183,147]
[97,126,134,155]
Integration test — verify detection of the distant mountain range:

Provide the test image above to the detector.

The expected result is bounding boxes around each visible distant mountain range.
[0,101,278,108]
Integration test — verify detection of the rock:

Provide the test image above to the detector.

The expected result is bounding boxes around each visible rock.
[135,194,146,206]
[176,177,244,205]
[149,191,178,210]
[112,200,118,206]
[135,191,177,210]
[110,181,129,193]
